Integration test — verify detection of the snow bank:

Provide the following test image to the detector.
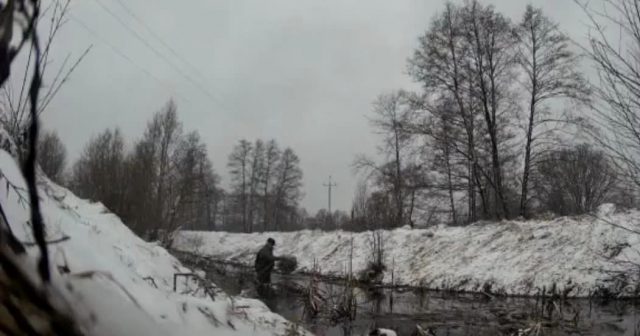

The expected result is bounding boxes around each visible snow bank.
[0,149,307,336]
[174,210,640,298]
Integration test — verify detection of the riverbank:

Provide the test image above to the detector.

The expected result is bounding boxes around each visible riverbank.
[174,251,640,336]
[174,208,640,298]
[0,144,309,336]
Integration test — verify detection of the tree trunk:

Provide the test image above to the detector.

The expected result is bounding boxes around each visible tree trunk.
[394,124,403,227]
[444,140,457,225]
[520,33,538,219]
[241,161,248,233]
[263,167,270,231]
[520,93,536,218]
[473,164,489,218]
[408,188,416,228]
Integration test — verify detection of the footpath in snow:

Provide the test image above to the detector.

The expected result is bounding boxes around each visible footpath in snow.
[174,208,640,298]
[0,145,308,336]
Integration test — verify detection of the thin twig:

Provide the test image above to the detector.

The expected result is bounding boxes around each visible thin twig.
[21,234,69,246]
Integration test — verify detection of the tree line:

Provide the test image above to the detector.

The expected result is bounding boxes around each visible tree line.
[352,1,634,229]
[28,0,640,233]
[226,138,304,232]
[34,101,305,240]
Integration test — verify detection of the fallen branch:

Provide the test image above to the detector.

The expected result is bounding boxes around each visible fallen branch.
[588,213,640,236]
[481,290,496,300]
[142,276,158,288]
[21,234,69,246]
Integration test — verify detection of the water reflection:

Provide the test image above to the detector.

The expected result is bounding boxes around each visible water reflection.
[180,255,640,336]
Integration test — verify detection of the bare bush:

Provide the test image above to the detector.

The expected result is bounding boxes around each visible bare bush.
[534,144,618,215]
[360,230,386,284]
[37,129,66,184]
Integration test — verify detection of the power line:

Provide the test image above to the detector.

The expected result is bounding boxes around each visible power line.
[90,0,229,109]
[70,14,191,104]
[323,176,337,214]
[110,0,210,85]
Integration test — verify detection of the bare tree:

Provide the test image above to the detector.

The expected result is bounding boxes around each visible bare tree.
[107,101,183,238]
[152,101,182,236]
[124,135,157,233]
[409,1,519,221]
[37,129,66,183]
[228,139,253,232]
[535,144,617,215]
[70,128,126,214]
[371,91,415,227]
[272,147,303,230]
[577,0,640,193]
[169,131,219,234]
[355,91,417,227]
[439,113,458,224]
[410,3,477,223]
[461,0,518,219]
[1,0,90,143]
[67,103,224,240]
[224,139,303,232]
[126,100,183,239]
[516,5,589,218]
[348,179,370,231]
[366,191,395,229]
[418,96,469,225]
[248,139,264,231]
[261,139,280,231]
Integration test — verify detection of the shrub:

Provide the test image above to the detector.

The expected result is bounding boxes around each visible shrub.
[277,256,298,274]
[534,144,618,215]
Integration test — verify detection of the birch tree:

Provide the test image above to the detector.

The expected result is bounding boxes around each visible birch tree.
[516,5,588,217]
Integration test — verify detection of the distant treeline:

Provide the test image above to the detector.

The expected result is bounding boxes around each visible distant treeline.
[35,101,309,241]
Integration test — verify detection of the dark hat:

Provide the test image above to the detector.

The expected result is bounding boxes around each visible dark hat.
[267,237,275,246]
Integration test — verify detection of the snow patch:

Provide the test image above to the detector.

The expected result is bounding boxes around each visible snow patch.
[0,149,307,335]
[597,203,616,217]
[175,212,640,297]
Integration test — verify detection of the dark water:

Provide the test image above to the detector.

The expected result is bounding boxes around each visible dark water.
[175,252,640,336]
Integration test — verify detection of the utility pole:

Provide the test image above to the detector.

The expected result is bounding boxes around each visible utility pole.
[323,175,337,213]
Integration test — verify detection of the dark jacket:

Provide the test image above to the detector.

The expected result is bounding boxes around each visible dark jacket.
[255,243,276,283]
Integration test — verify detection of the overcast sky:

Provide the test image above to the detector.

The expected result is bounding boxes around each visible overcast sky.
[31,0,587,213]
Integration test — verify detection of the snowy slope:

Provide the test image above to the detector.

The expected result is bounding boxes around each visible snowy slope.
[174,208,640,298]
[0,148,308,336]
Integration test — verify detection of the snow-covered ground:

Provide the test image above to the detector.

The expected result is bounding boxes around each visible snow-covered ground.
[0,146,308,335]
[174,206,640,298]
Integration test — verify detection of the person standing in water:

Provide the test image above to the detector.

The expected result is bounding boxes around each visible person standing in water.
[254,238,281,287]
